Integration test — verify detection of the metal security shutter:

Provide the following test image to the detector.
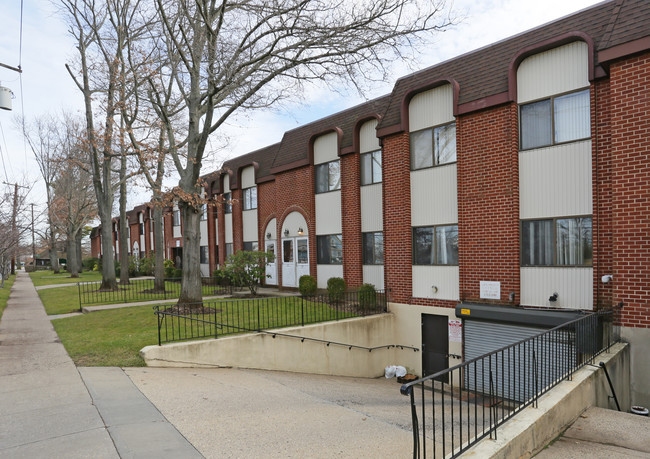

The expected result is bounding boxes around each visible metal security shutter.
[464,320,575,403]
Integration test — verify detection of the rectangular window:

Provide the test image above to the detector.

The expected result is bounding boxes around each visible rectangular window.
[317,234,343,264]
[243,241,258,251]
[139,223,144,235]
[225,243,233,259]
[297,239,308,263]
[172,210,181,227]
[200,204,207,221]
[412,225,458,265]
[520,89,590,150]
[315,160,341,193]
[410,122,456,170]
[223,193,232,214]
[283,240,294,263]
[243,187,257,210]
[362,232,384,265]
[360,150,382,185]
[521,217,592,266]
[200,246,209,264]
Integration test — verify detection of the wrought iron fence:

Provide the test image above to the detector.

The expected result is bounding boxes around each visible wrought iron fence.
[153,289,388,346]
[77,277,231,308]
[400,308,620,459]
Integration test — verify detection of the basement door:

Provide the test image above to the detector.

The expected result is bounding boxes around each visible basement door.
[422,314,449,382]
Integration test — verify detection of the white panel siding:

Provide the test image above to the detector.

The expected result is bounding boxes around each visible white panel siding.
[363,265,384,290]
[361,184,383,232]
[265,218,277,240]
[411,164,458,226]
[317,265,344,289]
[409,84,454,132]
[316,191,342,235]
[520,267,593,309]
[241,166,255,188]
[242,210,258,242]
[225,214,233,244]
[214,218,219,246]
[223,175,230,193]
[519,140,592,219]
[173,225,181,239]
[199,220,208,245]
[359,119,379,153]
[517,41,589,103]
[412,265,459,300]
[313,132,339,164]
[200,264,209,277]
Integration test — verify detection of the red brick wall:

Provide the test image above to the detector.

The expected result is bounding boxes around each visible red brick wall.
[592,79,613,309]
[91,234,101,258]
[232,188,243,252]
[382,132,412,303]
[609,53,650,328]
[341,153,363,287]
[457,103,520,304]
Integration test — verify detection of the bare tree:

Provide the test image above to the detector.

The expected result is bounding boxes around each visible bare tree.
[51,117,97,278]
[0,181,32,286]
[145,0,455,304]
[60,0,146,289]
[22,115,63,274]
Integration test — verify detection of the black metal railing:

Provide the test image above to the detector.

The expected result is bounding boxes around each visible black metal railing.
[400,308,620,459]
[77,277,231,308]
[153,289,388,345]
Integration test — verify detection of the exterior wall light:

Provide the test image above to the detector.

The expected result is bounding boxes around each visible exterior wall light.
[297,227,304,235]
[266,232,272,239]
[284,229,290,237]
[549,292,559,302]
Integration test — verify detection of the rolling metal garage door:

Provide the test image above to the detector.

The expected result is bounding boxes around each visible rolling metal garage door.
[463,319,576,403]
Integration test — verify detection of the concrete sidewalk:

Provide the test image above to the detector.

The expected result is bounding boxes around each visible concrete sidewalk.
[0,272,202,458]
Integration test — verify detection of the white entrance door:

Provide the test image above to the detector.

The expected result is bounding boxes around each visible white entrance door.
[296,237,309,281]
[282,238,296,287]
[265,240,277,285]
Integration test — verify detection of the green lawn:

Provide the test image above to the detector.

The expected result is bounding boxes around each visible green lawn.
[29,270,102,287]
[0,274,16,320]
[50,296,359,367]
[37,279,225,315]
[52,305,157,366]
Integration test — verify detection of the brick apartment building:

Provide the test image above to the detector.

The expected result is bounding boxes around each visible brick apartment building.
[91,0,650,405]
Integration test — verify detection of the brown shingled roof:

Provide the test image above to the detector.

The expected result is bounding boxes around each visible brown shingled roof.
[270,95,391,171]
[377,0,650,133]
[222,143,280,188]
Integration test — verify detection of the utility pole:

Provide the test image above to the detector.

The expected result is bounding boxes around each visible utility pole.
[31,203,35,269]
[10,183,18,275]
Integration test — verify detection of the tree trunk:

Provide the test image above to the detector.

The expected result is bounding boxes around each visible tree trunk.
[99,216,117,290]
[178,202,202,305]
[118,166,130,285]
[49,243,60,274]
[67,236,79,278]
[153,204,165,292]
[76,230,82,272]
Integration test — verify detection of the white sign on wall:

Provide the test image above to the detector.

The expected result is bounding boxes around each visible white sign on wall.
[449,319,462,343]
[480,281,501,300]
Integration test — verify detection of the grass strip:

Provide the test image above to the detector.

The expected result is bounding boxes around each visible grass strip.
[29,270,103,287]
[0,274,16,320]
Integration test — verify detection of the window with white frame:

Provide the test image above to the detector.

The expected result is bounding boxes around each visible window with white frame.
[315,160,341,193]
[200,203,207,221]
[243,187,257,210]
[225,243,233,259]
[317,234,343,264]
[172,210,181,226]
[223,193,232,213]
[412,225,459,265]
[139,223,144,235]
[520,89,590,150]
[410,122,456,170]
[362,232,384,265]
[521,217,592,266]
[200,246,209,264]
[360,150,382,185]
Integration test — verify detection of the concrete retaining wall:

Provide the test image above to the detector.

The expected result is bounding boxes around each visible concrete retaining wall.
[460,342,630,458]
[140,314,414,378]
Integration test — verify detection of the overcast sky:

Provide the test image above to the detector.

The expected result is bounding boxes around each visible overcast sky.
[0,0,605,216]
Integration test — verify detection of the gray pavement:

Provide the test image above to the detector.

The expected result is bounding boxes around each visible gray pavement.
[0,272,201,458]
[535,406,650,458]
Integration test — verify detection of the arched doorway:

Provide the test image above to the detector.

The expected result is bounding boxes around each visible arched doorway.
[281,212,309,288]
[264,218,277,285]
